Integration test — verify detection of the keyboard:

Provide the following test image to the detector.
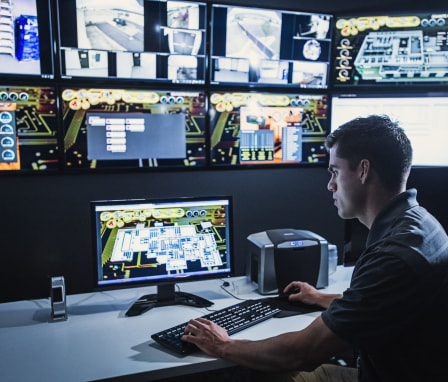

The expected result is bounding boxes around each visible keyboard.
[151,299,281,355]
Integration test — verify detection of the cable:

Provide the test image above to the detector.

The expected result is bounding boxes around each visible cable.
[219,281,247,301]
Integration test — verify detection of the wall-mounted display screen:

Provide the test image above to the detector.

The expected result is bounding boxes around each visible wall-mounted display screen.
[210,91,329,166]
[332,12,448,87]
[0,85,59,172]
[331,93,448,166]
[57,0,207,84]
[210,5,333,88]
[61,88,206,170]
[0,0,54,79]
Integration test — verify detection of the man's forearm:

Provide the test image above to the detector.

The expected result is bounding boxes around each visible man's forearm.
[220,333,314,372]
[216,316,349,373]
[316,293,343,309]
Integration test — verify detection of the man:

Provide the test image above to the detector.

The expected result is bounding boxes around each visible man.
[182,115,448,381]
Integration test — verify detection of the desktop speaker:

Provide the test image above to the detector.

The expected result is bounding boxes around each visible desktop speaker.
[50,276,67,322]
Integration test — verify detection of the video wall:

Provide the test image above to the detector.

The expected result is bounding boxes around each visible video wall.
[1,1,447,173]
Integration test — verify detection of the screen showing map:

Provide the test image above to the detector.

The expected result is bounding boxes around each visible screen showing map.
[209,91,329,166]
[92,197,233,287]
[0,85,59,172]
[332,12,448,87]
[61,87,206,170]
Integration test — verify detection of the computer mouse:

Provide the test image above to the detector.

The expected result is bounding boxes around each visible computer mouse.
[278,288,300,301]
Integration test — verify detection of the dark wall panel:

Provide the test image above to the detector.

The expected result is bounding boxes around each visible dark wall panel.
[0,167,344,302]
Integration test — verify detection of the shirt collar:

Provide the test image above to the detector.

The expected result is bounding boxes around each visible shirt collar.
[366,188,419,246]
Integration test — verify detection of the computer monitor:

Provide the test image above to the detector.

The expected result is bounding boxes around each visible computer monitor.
[0,0,54,79]
[331,92,448,167]
[210,4,333,88]
[0,85,59,172]
[210,91,329,166]
[332,11,448,87]
[91,196,233,315]
[61,87,206,170]
[57,0,207,84]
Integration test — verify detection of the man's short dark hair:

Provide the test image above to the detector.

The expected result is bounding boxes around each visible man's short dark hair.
[325,115,413,191]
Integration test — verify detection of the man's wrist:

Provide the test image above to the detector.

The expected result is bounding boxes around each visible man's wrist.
[219,338,236,359]
[316,293,342,309]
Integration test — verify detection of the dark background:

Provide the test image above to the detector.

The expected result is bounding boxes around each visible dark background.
[1,0,447,303]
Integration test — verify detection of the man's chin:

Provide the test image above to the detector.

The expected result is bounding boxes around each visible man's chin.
[338,210,353,220]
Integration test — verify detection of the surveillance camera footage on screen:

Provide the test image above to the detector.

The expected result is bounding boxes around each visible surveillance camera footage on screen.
[57,0,207,84]
[210,4,333,88]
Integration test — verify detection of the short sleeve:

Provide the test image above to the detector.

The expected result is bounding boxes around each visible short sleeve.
[322,252,421,350]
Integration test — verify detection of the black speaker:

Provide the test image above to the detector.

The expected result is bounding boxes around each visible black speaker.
[50,276,67,322]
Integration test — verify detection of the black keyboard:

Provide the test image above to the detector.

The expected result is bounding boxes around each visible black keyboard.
[151,299,281,355]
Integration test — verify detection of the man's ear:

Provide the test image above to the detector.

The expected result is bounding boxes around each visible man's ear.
[359,159,370,184]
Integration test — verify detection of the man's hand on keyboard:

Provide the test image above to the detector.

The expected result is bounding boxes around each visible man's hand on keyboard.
[182,317,231,358]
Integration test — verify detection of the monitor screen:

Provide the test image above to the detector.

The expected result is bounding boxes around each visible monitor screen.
[331,92,448,167]
[0,0,54,79]
[57,0,207,84]
[61,87,206,170]
[0,85,59,172]
[91,196,233,312]
[332,12,448,87]
[210,4,333,89]
[210,91,329,166]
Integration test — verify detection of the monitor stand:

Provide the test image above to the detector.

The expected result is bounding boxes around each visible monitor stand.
[125,283,213,317]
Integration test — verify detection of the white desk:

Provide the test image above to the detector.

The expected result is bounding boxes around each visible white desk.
[0,266,353,382]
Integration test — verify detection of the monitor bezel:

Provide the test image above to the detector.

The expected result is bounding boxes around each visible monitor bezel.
[90,195,235,292]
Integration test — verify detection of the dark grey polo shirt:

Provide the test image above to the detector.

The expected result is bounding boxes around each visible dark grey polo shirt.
[322,189,448,381]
